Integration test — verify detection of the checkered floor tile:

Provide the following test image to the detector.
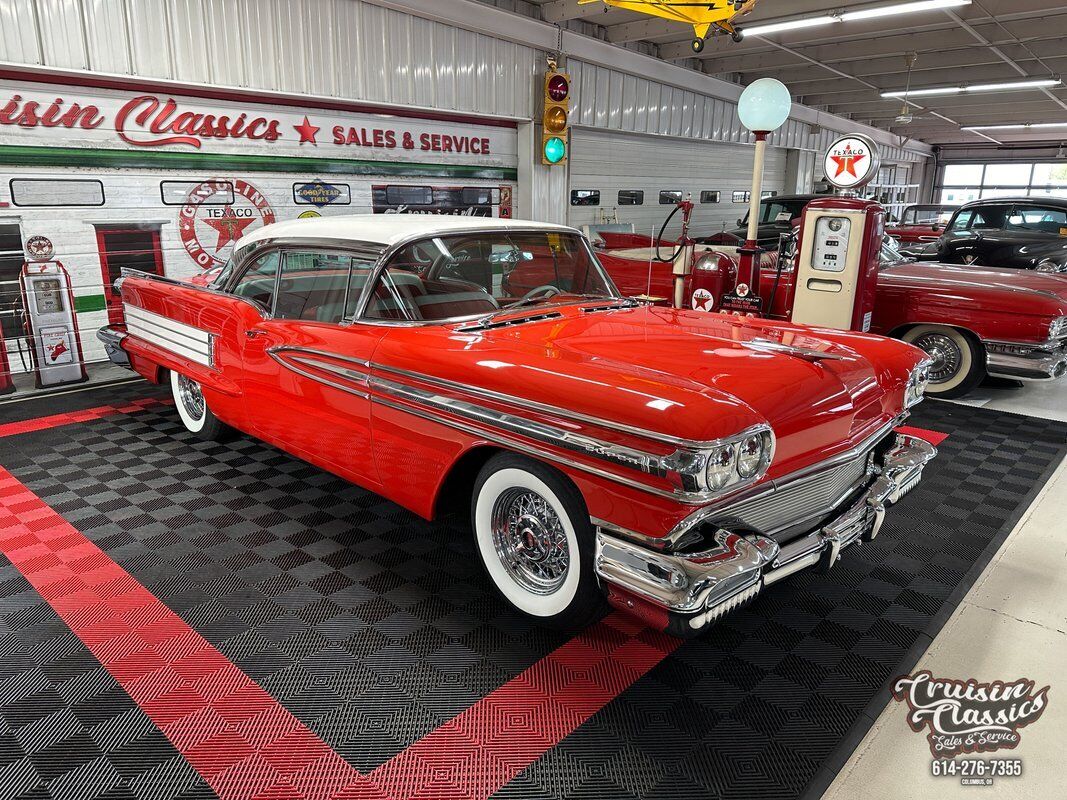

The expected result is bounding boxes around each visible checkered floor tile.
[0,381,1063,800]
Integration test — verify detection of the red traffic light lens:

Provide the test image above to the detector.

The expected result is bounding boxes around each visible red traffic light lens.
[548,74,569,102]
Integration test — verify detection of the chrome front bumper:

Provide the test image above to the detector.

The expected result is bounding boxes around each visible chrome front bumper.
[985,340,1067,381]
[594,434,937,637]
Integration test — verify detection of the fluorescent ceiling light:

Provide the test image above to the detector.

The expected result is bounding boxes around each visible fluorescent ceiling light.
[961,122,1067,131]
[969,79,1062,91]
[882,78,1061,98]
[841,0,971,22]
[745,0,970,39]
[744,17,839,37]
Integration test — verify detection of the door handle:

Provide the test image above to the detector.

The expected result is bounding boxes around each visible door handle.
[245,328,269,339]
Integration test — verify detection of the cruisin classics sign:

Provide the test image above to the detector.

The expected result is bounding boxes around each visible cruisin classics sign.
[0,80,516,167]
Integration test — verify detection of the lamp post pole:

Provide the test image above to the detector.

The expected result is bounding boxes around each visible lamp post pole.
[738,130,769,292]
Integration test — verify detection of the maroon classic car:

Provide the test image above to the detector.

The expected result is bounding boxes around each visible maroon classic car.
[597,235,1067,399]
[886,204,958,245]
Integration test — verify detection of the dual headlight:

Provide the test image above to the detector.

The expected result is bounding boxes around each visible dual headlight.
[905,360,931,409]
[701,429,774,493]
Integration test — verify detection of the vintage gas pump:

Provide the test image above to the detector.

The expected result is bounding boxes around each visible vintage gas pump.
[0,331,14,395]
[652,195,695,309]
[19,261,88,388]
[790,134,883,333]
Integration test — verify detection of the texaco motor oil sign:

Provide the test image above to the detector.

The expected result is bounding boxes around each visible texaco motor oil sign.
[179,179,277,269]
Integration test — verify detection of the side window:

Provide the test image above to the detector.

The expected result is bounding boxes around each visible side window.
[273,251,374,323]
[950,210,974,231]
[231,252,280,312]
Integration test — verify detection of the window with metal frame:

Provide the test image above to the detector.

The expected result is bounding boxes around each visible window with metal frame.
[230,252,281,313]
[618,190,644,206]
[571,189,600,206]
[659,190,683,204]
[10,178,105,207]
[273,251,376,324]
[700,191,721,204]
[160,181,234,206]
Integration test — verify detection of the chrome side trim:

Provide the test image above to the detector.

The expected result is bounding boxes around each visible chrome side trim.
[124,305,213,368]
[369,361,762,451]
[266,347,371,400]
[371,393,687,501]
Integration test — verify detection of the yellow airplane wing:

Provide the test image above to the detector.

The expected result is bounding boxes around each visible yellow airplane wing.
[577,0,759,49]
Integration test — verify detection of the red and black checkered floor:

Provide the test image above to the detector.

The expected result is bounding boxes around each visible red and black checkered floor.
[0,381,1063,800]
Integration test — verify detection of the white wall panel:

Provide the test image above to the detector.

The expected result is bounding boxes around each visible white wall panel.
[168,0,210,84]
[83,0,131,74]
[0,0,42,65]
[35,0,88,69]
[127,0,173,79]
[568,128,789,239]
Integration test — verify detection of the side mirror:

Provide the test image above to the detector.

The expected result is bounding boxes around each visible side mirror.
[931,224,941,232]
[737,218,744,227]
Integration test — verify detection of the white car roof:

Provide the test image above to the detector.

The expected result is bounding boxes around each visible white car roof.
[236,214,580,251]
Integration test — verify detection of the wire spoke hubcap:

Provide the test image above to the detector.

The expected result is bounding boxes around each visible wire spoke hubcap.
[176,374,206,421]
[491,488,570,595]
[913,333,962,383]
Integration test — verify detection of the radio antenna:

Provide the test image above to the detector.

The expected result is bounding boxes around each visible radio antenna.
[646,225,655,300]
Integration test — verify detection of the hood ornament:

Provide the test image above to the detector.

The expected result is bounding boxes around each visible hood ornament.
[743,337,845,362]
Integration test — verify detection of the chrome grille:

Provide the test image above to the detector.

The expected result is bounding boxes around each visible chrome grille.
[718,454,869,535]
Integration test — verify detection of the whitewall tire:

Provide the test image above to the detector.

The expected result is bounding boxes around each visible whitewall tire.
[471,453,606,630]
[902,325,985,399]
[169,370,232,441]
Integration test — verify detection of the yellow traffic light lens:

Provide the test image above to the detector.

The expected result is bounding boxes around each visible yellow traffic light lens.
[545,106,568,133]
[548,74,570,102]
[544,136,566,164]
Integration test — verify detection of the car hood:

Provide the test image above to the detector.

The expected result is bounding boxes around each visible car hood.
[374,304,916,477]
[881,260,1067,310]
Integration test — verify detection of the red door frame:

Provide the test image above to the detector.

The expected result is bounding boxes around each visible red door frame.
[95,226,165,326]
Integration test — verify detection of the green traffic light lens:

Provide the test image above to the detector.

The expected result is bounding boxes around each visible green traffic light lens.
[544,136,566,164]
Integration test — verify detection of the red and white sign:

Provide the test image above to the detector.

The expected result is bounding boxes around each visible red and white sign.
[178,179,276,269]
[26,235,54,261]
[824,134,880,191]
[40,327,74,365]
[0,80,516,168]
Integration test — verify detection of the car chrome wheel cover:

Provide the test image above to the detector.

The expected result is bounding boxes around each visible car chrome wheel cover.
[913,332,963,384]
[176,374,206,421]
[490,488,570,595]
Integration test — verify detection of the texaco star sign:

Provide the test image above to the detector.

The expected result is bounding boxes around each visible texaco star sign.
[824,134,880,191]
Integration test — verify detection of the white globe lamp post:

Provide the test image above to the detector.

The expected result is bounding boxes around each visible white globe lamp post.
[736,78,792,295]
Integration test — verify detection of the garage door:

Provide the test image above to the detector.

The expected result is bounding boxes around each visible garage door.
[568,128,788,239]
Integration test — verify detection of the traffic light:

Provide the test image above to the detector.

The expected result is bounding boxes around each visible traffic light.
[542,68,570,166]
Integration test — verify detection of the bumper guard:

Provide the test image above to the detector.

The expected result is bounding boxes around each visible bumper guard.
[594,434,937,637]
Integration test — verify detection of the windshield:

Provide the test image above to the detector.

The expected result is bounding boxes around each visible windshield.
[879,235,912,268]
[741,200,806,226]
[364,230,619,322]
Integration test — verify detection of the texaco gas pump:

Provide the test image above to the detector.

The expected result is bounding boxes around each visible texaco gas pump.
[19,260,88,388]
[791,134,884,332]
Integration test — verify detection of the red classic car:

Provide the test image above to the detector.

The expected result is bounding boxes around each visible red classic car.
[597,234,1067,398]
[99,216,934,638]
[885,204,958,245]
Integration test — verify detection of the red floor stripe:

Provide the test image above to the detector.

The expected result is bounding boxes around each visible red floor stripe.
[0,467,387,800]
[371,615,680,800]
[0,397,172,438]
[0,466,677,800]
[895,425,950,446]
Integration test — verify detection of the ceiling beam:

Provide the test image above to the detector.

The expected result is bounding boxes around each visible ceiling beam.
[540,0,615,24]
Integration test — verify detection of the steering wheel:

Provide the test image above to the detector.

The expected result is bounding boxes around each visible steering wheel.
[520,284,561,302]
